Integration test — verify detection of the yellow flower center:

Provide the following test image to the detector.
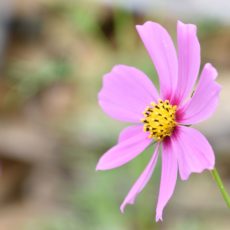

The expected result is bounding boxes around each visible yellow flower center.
[141,99,177,141]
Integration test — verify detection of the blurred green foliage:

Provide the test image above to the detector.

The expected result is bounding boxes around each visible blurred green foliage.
[7,59,72,100]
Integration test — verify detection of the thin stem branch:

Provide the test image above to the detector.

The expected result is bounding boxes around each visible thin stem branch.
[211,167,230,208]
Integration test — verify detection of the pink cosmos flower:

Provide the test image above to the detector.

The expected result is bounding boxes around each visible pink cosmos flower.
[96,21,221,221]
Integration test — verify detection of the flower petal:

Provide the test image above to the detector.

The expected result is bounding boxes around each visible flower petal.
[120,143,160,213]
[173,126,215,180]
[96,127,152,170]
[136,22,178,100]
[174,21,200,104]
[178,63,221,124]
[156,138,177,222]
[118,125,143,143]
[99,65,159,123]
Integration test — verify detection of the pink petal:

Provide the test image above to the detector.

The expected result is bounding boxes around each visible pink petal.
[174,21,200,104]
[136,22,178,101]
[118,125,143,143]
[173,126,215,180]
[156,138,178,222]
[120,143,160,213]
[96,126,152,170]
[178,63,221,124]
[99,65,159,123]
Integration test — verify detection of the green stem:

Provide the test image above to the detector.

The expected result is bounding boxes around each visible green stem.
[211,168,230,208]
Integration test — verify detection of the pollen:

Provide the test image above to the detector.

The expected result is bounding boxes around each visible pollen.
[141,99,177,141]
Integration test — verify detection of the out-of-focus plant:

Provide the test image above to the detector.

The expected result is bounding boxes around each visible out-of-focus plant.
[4,59,72,105]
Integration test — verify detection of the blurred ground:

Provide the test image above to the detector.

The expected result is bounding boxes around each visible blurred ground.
[0,0,229,230]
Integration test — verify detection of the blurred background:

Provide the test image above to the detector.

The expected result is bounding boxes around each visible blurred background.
[0,0,229,229]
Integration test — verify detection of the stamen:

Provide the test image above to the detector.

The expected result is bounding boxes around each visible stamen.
[141,99,177,141]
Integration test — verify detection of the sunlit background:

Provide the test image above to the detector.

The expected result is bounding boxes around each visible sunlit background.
[0,0,229,229]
